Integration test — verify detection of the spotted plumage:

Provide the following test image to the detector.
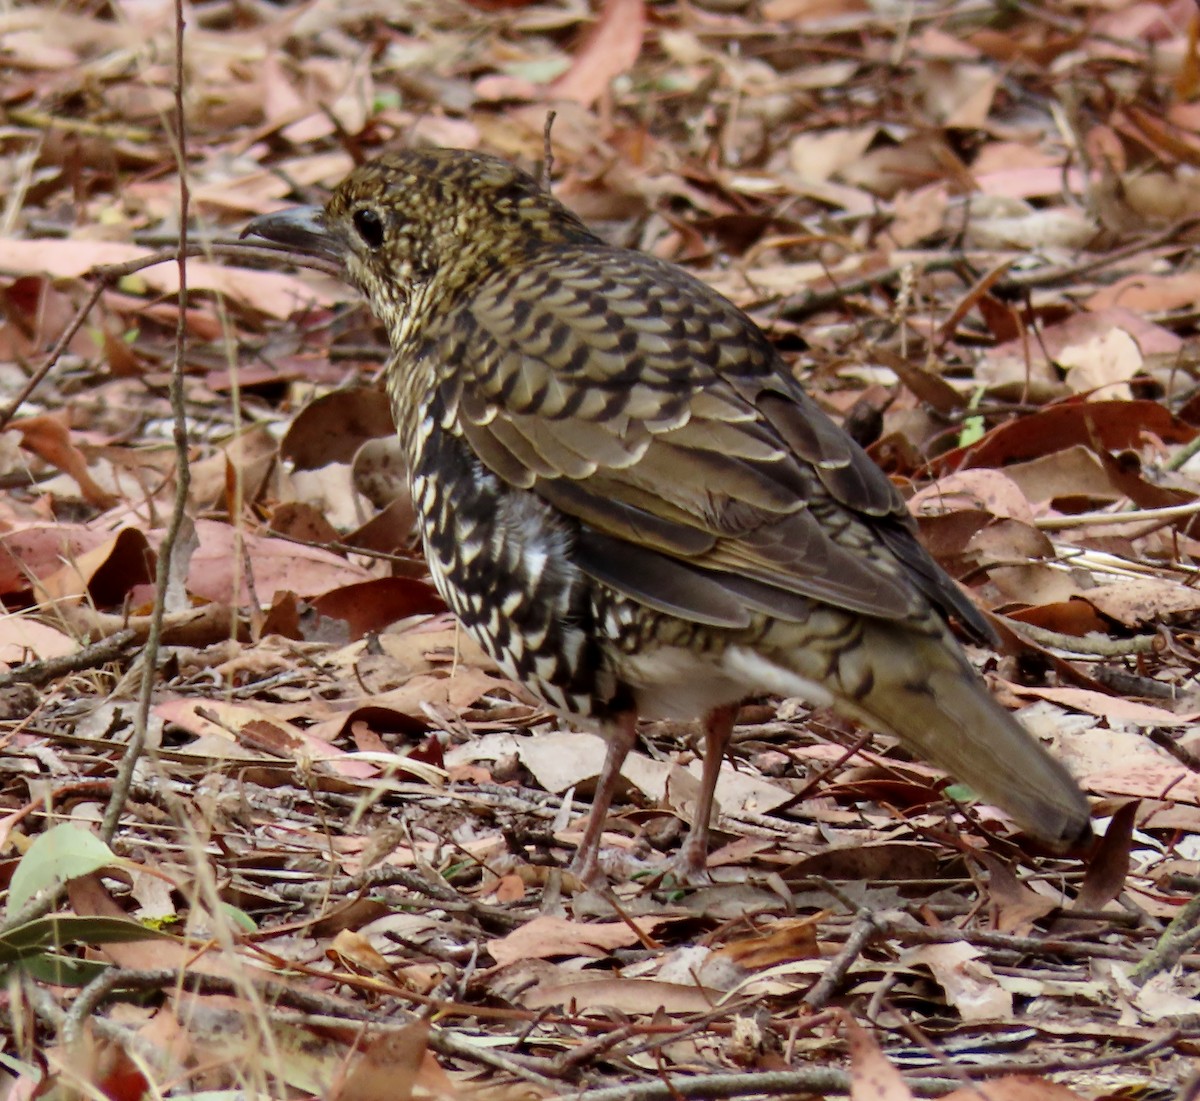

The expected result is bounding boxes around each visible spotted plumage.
[244,147,1092,882]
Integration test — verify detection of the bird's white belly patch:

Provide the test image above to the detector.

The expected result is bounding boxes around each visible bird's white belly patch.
[621,643,838,721]
[621,646,744,720]
[723,647,836,708]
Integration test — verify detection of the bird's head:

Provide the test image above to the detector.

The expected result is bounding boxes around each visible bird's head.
[242,147,594,341]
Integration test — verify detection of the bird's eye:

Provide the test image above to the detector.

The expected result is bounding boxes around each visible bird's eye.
[353,207,385,249]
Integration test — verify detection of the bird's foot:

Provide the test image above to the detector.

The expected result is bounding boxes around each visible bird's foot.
[663,838,713,887]
[567,847,605,887]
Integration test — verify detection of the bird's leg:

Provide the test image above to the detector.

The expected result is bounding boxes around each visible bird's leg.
[672,704,737,883]
[568,711,638,883]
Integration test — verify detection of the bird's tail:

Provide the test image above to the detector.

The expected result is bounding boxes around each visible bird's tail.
[769,621,1093,847]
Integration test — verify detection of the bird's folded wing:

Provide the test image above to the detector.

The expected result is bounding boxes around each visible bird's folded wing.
[439,248,956,631]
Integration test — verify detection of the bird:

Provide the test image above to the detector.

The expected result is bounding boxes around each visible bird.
[243,147,1092,883]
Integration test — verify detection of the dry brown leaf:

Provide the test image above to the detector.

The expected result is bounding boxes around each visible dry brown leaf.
[975,852,1060,934]
[549,0,645,107]
[0,239,340,318]
[845,1017,914,1101]
[1001,446,1122,505]
[915,61,998,129]
[714,916,826,968]
[176,519,375,605]
[908,470,1035,524]
[12,413,117,509]
[487,914,663,966]
[788,127,877,186]
[282,388,395,470]
[332,1023,433,1101]
[1069,800,1136,915]
[1076,577,1200,628]
[310,577,445,641]
[1088,270,1200,314]
[964,199,1095,251]
[0,616,76,665]
[328,929,390,975]
[33,527,154,607]
[904,941,1012,1021]
[521,974,718,1013]
[943,1079,1087,1100]
[1005,683,1197,727]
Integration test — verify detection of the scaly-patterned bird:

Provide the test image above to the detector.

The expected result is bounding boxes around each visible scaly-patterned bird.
[244,148,1091,882]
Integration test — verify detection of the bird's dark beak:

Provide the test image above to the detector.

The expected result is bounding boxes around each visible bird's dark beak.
[240,206,344,262]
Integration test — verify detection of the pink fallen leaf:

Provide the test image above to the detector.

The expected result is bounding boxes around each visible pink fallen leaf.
[488,914,666,966]
[0,523,114,595]
[164,519,374,605]
[1005,683,1198,726]
[846,1016,913,1101]
[944,1077,1086,1100]
[0,618,76,665]
[0,239,339,319]
[549,0,645,107]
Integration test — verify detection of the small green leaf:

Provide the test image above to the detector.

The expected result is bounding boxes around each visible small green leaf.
[18,952,107,986]
[957,386,987,447]
[502,58,570,84]
[216,902,257,933]
[8,824,119,916]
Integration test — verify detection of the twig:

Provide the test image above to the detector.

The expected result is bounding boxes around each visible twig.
[773,730,873,812]
[101,0,191,845]
[540,110,557,192]
[62,968,127,1047]
[0,886,64,937]
[0,628,138,689]
[1005,620,1159,656]
[885,925,1147,964]
[564,1067,959,1100]
[1146,728,1200,775]
[801,909,1155,975]
[1130,892,1200,987]
[1092,666,1178,700]
[1179,1067,1200,1101]
[1034,499,1200,530]
[1000,219,1200,291]
[429,1029,563,1092]
[883,999,983,1095]
[267,864,527,930]
[1165,431,1200,472]
[780,259,957,323]
[934,1028,1180,1079]
[805,908,883,1010]
[778,221,1196,325]
[25,977,169,1080]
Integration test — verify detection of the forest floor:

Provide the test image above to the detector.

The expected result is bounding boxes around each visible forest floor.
[2,0,1200,1097]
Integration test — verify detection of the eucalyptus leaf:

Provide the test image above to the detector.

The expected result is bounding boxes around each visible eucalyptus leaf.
[17,952,107,986]
[8,824,119,916]
[0,915,174,962]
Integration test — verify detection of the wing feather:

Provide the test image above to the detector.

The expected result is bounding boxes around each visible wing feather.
[441,245,989,637]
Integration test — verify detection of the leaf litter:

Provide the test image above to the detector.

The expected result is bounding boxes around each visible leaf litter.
[1,0,1200,1097]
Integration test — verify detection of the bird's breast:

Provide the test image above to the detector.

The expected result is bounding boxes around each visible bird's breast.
[407,399,623,719]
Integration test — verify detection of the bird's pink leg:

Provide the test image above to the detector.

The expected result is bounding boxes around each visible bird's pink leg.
[569,711,638,883]
[672,704,737,883]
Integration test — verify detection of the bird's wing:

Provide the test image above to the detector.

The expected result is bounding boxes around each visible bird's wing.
[435,245,986,636]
